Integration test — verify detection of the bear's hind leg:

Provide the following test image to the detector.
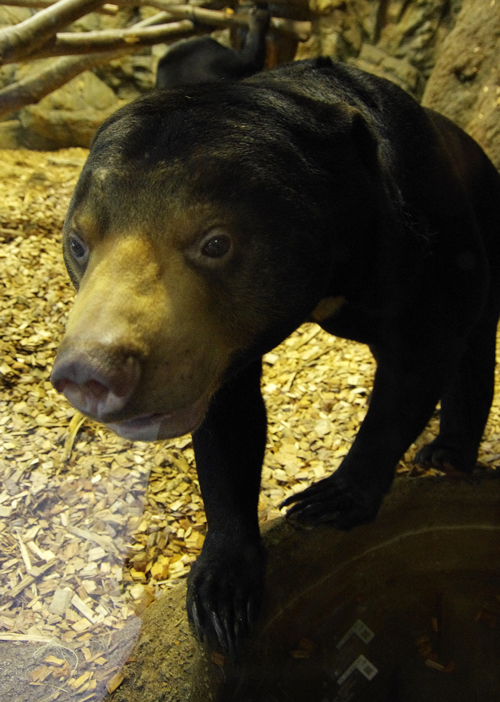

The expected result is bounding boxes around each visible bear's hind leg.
[415,315,498,473]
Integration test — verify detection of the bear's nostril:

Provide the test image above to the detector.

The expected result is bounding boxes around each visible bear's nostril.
[51,351,141,419]
[85,379,109,400]
[52,377,69,395]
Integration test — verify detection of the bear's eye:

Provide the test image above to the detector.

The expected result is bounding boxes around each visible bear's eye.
[200,232,232,259]
[69,233,88,264]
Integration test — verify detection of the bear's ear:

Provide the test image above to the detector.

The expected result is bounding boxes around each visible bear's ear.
[347,106,405,213]
[347,108,383,180]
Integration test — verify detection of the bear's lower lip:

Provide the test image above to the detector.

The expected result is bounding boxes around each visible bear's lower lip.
[106,397,209,441]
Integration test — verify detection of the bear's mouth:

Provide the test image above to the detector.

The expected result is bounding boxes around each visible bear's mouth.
[106,395,209,441]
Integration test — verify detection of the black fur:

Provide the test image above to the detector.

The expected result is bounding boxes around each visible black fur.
[63,58,500,659]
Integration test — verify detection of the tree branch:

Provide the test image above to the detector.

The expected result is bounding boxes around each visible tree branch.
[0,0,311,119]
[0,0,311,40]
[0,50,126,117]
[2,4,310,62]
[0,15,201,117]
[28,19,203,59]
[147,3,312,41]
[0,0,107,64]
[133,9,171,27]
[0,0,119,15]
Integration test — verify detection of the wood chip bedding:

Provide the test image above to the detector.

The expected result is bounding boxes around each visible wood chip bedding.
[1,148,499,700]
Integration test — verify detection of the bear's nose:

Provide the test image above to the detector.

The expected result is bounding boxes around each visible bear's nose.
[51,347,141,420]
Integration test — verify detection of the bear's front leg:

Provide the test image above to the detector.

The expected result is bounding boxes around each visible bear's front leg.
[189,359,267,660]
[284,340,457,529]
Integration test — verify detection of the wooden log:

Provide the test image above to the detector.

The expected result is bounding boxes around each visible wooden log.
[28,19,199,58]
[0,0,108,64]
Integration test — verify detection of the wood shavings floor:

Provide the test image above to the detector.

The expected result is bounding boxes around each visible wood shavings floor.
[1,149,499,701]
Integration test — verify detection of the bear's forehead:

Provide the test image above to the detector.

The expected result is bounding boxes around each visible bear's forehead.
[69,157,239,248]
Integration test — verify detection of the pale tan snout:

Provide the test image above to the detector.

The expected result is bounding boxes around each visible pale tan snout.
[51,235,164,422]
[51,232,230,441]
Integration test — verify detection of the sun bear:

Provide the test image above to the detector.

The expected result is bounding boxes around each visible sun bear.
[52,58,500,659]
